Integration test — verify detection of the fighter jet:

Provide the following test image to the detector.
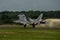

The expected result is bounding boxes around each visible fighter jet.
[13,13,46,28]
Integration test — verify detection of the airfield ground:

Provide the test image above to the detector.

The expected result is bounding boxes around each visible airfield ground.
[0,24,60,40]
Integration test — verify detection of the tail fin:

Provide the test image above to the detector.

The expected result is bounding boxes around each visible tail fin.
[18,14,27,21]
[36,13,43,21]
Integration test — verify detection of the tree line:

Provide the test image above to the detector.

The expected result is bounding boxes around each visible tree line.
[0,10,60,24]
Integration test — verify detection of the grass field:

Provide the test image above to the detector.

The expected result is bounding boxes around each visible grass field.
[0,25,60,40]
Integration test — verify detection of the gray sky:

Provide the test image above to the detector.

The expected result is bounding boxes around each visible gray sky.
[0,0,60,11]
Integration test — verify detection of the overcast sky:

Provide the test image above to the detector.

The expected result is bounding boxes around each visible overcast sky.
[0,0,60,11]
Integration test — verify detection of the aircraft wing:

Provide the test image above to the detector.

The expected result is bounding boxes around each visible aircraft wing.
[13,20,20,23]
[13,14,29,24]
[28,17,36,24]
[28,17,34,22]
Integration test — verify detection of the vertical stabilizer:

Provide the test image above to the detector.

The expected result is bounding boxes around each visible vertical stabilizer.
[36,13,43,21]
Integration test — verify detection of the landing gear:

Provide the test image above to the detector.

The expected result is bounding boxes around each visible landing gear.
[32,23,35,28]
[24,24,26,28]
[24,23,35,28]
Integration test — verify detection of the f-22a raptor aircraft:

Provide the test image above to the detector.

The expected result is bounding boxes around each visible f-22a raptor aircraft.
[13,13,46,28]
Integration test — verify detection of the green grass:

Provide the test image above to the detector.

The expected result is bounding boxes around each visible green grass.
[0,25,60,40]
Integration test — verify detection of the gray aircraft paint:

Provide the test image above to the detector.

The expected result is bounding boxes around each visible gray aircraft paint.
[13,13,44,25]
